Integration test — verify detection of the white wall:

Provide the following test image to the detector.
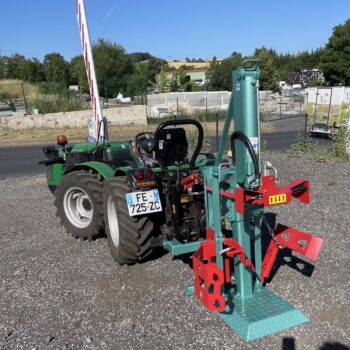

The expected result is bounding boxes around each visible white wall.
[306,86,350,105]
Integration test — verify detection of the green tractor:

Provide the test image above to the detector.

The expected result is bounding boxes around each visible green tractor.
[40,119,213,265]
[40,0,214,266]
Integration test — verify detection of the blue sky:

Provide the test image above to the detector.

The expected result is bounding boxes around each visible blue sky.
[0,0,350,61]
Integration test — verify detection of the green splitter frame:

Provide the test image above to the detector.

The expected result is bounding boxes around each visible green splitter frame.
[172,61,322,341]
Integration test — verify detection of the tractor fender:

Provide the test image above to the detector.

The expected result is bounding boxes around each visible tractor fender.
[114,166,133,177]
[65,161,115,180]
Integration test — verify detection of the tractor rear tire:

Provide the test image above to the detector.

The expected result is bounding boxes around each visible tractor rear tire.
[103,177,156,265]
[54,171,104,240]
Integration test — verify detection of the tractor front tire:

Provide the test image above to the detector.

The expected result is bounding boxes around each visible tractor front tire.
[54,171,104,240]
[103,177,156,265]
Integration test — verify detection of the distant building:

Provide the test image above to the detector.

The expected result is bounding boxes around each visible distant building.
[166,69,208,86]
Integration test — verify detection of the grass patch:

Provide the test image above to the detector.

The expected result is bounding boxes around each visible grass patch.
[0,120,235,147]
[0,79,39,100]
[0,79,89,114]
[290,127,350,162]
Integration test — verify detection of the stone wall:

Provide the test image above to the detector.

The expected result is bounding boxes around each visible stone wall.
[0,105,147,129]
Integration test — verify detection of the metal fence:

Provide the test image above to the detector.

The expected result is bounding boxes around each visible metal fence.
[108,92,309,152]
[108,112,308,154]
[260,115,308,151]
[259,94,307,122]
[144,92,309,152]
[204,115,308,153]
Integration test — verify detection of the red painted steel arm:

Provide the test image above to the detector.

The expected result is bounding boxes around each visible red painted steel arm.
[206,176,310,214]
[261,224,323,282]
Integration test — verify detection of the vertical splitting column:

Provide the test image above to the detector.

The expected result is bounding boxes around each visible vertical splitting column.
[231,62,261,298]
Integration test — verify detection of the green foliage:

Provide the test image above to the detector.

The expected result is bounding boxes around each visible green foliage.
[126,62,149,96]
[338,103,350,124]
[275,49,324,82]
[206,47,326,91]
[2,15,350,104]
[170,73,180,92]
[17,58,44,83]
[320,19,350,85]
[0,57,5,79]
[261,140,269,153]
[252,47,279,91]
[187,126,211,151]
[28,95,87,114]
[43,53,70,85]
[290,127,350,162]
[184,80,199,92]
[330,126,350,161]
[155,69,169,92]
[308,75,325,87]
[70,55,87,90]
[38,82,67,95]
[92,39,133,97]
[128,52,152,64]
[290,132,313,155]
[4,54,26,79]
[207,53,243,91]
[147,57,168,84]
[0,39,168,100]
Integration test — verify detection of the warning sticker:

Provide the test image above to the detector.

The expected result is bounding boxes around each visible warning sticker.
[249,137,259,154]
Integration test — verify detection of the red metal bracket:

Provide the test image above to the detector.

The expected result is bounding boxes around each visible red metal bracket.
[206,227,215,240]
[193,241,225,312]
[193,238,257,311]
[223,238,257,275]
[206,176,310,214]
[261,224,324,282]
[181,171,201,190]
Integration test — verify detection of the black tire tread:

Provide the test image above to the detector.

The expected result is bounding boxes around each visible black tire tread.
[103,177,157,265]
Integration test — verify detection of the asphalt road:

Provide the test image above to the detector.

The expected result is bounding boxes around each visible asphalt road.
[0,143,49,179]
[0,129,330,180]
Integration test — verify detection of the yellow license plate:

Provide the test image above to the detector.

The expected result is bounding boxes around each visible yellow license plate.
[268,194,287,205]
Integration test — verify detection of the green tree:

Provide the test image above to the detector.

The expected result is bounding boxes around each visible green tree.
[178,68,189,86]
[5,54,26,79]
[93,39,133,97]
[70,55,88,91]
[309,74,325,87]
[0,56,6,79]
[207,52,243,91]
[126,61,149,96]
[184,80,198,92]
[18,58,44,82]
[252,47,278,91]
[320,19,350,85]
[169,72,180,92]
[43,53,69,85]
[155,69,169,92]
[128,52,151,64]
[147,57,167,84]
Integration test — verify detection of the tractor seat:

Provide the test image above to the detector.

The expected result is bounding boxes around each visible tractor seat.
[153,127,188,167]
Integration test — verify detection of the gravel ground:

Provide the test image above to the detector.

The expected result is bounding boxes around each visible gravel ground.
[0,152,349,350]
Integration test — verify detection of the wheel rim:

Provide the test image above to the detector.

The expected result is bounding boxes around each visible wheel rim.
[63,187,93,229]
[107,196,120,247]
